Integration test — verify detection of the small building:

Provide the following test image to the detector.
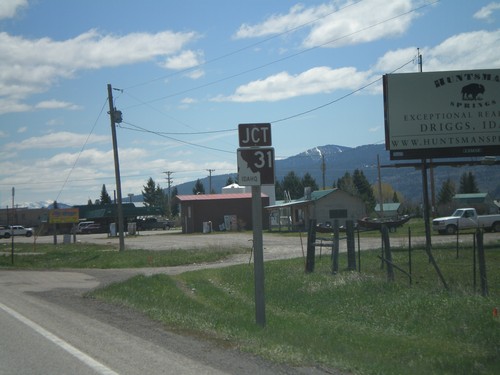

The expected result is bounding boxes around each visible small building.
[266,188,366,231]
[175,193,270,233]
[374,203,402,219]
[452,193,498,214]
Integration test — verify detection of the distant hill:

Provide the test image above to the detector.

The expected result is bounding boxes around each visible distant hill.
[173,144,500,202]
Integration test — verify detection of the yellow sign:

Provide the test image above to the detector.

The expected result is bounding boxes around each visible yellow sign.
[49,208,79,224]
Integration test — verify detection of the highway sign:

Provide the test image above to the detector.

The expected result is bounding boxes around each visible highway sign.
[237,147,275,186]
[238,123,272,147]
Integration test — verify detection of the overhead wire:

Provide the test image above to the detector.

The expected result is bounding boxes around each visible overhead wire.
[122,0,439,108]
[53,97,109,202]
[123,0,366,90]
[119,121,234,154]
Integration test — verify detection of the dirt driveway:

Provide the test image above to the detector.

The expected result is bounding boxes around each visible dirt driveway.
[10,228,500,265]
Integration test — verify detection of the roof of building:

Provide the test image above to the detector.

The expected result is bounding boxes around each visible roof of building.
[375,203,401,212]
[266,188,338,209]
[453,193,489,200]
[175,193,267,202]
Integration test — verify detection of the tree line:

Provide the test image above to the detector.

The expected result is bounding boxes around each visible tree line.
[88,170,481,218]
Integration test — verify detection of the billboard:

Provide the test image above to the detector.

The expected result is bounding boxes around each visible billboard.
[49,208,79,224]
[383,69,500,160]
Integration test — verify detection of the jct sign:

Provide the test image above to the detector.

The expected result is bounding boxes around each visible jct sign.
[237,147,275,185]
[238,123,272,147]
[237,123,275,186]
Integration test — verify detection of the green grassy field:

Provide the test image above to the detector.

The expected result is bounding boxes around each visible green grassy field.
[0,242,246,268]
[89,243,500,375]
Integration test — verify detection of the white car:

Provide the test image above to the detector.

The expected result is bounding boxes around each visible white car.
[0,225,34,238]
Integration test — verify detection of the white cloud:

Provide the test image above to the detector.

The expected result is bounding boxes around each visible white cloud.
[234,0,420,48]
[213,66,372,102]
[473,2,500,21]
[0,29,200,114]
[17,126,27,133]
[420,30,500,71]
[162,49,204,70]
[3,131,109,151]
[0,0,27,19]
[219,29,500,103]
[35,100,82,110]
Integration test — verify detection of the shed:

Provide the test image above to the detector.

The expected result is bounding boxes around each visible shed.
[374,203,401,219]
[175,193,269,233]
[266,188,366,231]
[452,193,497,214]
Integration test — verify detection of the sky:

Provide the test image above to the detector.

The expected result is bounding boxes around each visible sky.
[0,0,499,207]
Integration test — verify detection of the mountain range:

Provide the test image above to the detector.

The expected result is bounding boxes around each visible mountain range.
[176,144,500,203]
[24,144,500,208]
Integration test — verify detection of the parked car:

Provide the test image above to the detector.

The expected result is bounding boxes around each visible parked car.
[0,225,34,238]
[432,208,500,235]
[80,223,103,234]
[76,221,95,233]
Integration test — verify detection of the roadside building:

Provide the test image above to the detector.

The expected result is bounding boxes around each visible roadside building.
[452,193,498,214]
[174,193,270,233]
[374,203,402,219]
[266,188,366,232]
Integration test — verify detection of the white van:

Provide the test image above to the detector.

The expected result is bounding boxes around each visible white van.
[76,221,94,233]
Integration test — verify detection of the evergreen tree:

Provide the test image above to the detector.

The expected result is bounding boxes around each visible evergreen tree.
[337,172,357,195]
[282,171,303,199]
[170,186,179,217]
[301,172,319,191]
[353,169,376,212]
[100,184,112,205]
[392,191,399,203]
[87,198,93,206]
[275,180,285,200]
[193,179,205,194]
[437,178,456,205]
[142,177,157,207]
[459,172,479,194]
[225,176,234,186]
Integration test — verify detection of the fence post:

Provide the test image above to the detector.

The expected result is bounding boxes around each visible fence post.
[305,219,316,273]
[408,226,412,285]
[346,220,356,271]
[382,225,394,282]
[332,220,339,274]
[476,229,488,297]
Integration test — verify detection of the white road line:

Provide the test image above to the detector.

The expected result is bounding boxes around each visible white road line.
[0,301,119,375]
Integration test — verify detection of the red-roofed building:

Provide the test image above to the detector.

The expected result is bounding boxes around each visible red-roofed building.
[174,193,270,233]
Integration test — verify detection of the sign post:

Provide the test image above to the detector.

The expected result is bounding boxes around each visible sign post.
[237,123,274,327]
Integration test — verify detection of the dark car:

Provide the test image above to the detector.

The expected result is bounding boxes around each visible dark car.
[80,223,103,234]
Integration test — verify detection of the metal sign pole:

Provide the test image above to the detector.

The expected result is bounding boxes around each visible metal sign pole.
[252,185,266,327]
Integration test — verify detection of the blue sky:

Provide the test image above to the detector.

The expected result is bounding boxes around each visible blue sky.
[0,0,499,207]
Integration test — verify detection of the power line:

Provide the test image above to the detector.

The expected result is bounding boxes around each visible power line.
[271,57,415,124]
[122,0,439,109]
[124,0,366,91]
[54,97,109,202]
[120,121,234,154]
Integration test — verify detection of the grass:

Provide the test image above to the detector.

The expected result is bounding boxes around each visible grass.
[90,242,500,375]
[0,242,247,269]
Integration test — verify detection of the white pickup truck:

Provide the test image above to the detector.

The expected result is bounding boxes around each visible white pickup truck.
[432,208,500,235]
[0,225,34,239]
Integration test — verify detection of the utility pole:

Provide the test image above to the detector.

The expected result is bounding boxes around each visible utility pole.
[107,83,125,252]
[163,171,173,216]
[206,169,215,194]
[321,153,326,190]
